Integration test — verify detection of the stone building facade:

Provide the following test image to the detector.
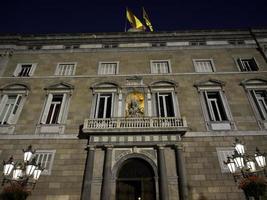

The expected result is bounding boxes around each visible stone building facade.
[0,29,267,200]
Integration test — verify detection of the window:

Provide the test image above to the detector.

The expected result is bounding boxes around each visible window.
[193,59,215,72]
[37,83,73,134]
[156,93,174,117]
[237,58,258,71]
[94,93,113,118]
[150,81,179,118]
[241,79,267,129]
[194,79,235,131]
[35,150,56,175]
[13,63,37,77]
[0,95,22,125]
[0,84,28,134]
[90,82,119,119]
[216,147,235,173]
[98,62,119,75]
[55,63,76,76]
[151,60,171,74]
[204,91,228,121]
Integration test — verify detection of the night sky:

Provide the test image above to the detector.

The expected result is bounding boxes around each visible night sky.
[1,0,267,34]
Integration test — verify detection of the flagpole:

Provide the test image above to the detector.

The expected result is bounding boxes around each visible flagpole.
[124,7,127,32]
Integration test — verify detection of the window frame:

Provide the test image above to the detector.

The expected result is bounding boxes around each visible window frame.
[193,59,215,73]
[236,57,259,72]
[195,80,235,131]
[241,79,267,130]
[35,150,56,175]
[98,61,119,75]
[13,63,37,77]
[54,62,77,76]
[150,60,172,74]
[0,84,28,134]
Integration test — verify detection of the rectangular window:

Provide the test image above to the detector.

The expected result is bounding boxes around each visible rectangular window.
[204,91,228,121]
[95,93,112,118]
[216,147,235,173]
[55,63,76,76]
[98,62,118,75]
[237,58,258,71]
[41,94,67,124]
[0,95,22,125]
[251,90,267,120]
[193,59,215,72]
[35,150,56,175]
[156,93,174,117]
[14,64,37,77]
[151,61,171,74]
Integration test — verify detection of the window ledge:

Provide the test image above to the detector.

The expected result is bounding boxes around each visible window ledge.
[208,121,233,131]
[35,124,65,134]
[0,125,15,134]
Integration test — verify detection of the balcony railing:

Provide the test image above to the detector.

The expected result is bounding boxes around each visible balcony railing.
[83,117,188,133]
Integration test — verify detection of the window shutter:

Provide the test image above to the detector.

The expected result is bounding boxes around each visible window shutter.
[28,64,36,76]
[41,94,53,124]
[151,63,156,74]
[57,93,67,124]
[204,91,214,121]
[7,95,22,124]
[55,65,60,75]
[0,95,8,115]
[237,58,244,71]
[251,90,266,120]
[13,65,22,76]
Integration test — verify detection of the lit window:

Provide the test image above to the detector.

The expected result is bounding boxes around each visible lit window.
[35,150,56,175]
[194,79,235,131]
[193,59,215,72]
[14,63,37,77]
[95,93,113,118]
[237,58,258,71]
[55,63,76,76]
[98,62,119,75]
[156,93,174,117]
[151,60,171,74]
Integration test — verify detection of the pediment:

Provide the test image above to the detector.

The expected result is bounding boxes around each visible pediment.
[1,83,30,91]
[240,78,267,86]
[91,82,119,89]
[45,82,74,90]
[150,80,177,87]
[194,79,225,88]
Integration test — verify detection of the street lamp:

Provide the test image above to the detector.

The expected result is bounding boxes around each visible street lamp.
[2,145,44,189]
[224,138,267,200]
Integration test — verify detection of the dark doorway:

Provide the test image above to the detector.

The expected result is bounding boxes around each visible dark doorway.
[116,158,156,200]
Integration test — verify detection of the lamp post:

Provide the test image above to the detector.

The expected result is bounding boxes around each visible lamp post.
[224,138,267,200]
[1,145,44,197]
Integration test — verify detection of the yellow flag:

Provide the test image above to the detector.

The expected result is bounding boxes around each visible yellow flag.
[142,7,154,32]
[126,8,145,30]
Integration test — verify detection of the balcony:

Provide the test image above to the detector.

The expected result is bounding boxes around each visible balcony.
[83,117,188,134]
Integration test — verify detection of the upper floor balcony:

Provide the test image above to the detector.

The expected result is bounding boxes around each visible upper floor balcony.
[83,116,188,134]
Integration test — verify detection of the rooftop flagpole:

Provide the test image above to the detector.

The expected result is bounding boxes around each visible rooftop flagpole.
[124,7,128,32]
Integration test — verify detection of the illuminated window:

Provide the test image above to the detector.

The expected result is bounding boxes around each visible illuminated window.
[55,63,76,76]
[98,62,119,75]
[14,63,37,77]
[151,60,171,74]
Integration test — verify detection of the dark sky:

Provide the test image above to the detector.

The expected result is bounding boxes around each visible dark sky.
[1,0,267,34]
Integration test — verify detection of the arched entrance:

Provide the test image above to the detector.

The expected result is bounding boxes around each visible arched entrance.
[116,158,156,200]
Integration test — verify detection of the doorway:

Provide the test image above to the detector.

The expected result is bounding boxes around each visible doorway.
[116,158,156,200]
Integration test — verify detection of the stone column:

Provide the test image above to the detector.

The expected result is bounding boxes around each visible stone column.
[157,145,169,200]
[174,144,188,200]
[81,145,95,200]
[101,145,113,200]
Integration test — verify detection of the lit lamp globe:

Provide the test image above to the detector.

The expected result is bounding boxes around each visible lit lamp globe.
[234,138,245,155]
[33,164,43,181]
[255,148,266,168]
[3,157,15,176]
[26,158,37,176]
[12,164,23,180]
[23,145,35,162]
[224,156,236,173]
[232,150,245,169]
[246,159,256,172]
